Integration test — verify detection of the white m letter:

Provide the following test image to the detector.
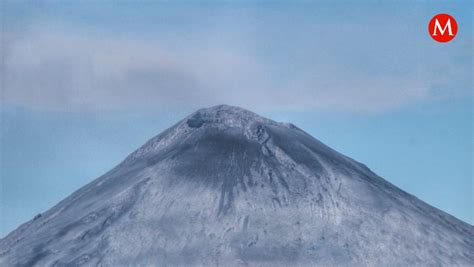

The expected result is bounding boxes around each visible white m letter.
[432,18,453,36]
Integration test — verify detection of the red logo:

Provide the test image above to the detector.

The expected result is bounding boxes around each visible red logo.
[428,14,457,43]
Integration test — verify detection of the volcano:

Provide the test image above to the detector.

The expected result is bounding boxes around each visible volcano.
[1,105,472,266]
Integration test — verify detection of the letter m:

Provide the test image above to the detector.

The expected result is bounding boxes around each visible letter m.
[432,18,453,36]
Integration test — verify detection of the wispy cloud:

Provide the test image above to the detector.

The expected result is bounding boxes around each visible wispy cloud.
[2,3,471,113]
[3,28,267,111]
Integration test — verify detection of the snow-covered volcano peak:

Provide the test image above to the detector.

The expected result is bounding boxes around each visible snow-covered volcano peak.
[127,105,289,161]
[1,105,472,266]
[185,104,275,129]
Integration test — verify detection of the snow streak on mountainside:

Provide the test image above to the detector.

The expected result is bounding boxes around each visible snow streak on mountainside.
[1,105,473,266]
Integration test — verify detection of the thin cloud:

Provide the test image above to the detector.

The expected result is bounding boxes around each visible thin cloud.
[1,23,469,113]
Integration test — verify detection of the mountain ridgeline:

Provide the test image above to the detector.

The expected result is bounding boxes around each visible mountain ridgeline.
[1,105,472,266]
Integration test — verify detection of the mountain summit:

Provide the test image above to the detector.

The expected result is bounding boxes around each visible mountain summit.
[1,105,472,266]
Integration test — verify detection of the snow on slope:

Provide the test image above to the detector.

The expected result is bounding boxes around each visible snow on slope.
[1,105,473,266]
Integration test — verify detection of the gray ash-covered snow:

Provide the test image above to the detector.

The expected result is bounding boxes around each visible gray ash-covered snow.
[1,105,473,266]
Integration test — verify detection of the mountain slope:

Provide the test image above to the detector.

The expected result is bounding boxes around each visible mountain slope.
[1,105,472,266]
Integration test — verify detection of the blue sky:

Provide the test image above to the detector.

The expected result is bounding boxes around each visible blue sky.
[1,1,472,236]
